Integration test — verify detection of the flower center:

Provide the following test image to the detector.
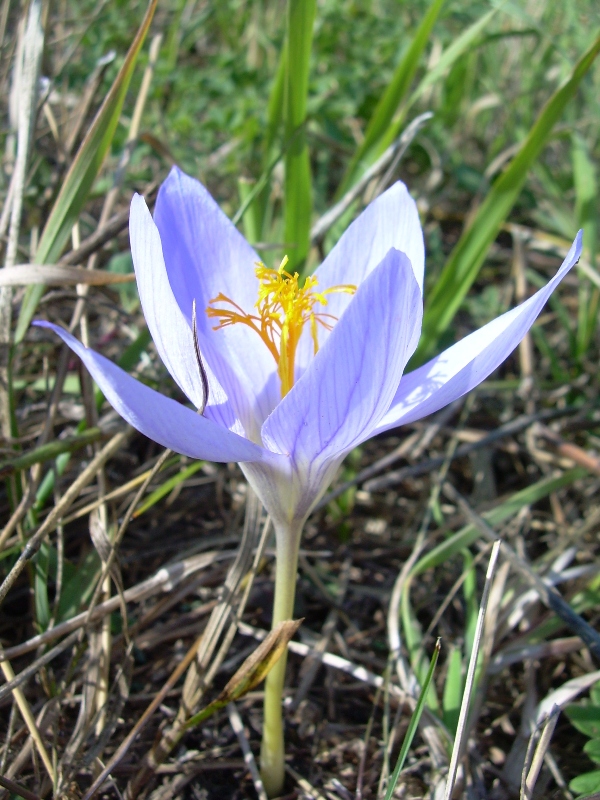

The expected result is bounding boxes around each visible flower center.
[207,256,356,398]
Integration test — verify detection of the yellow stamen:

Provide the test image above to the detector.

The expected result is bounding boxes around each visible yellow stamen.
[207,256,356,398]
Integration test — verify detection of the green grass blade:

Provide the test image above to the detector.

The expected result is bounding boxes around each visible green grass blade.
[573,132,598,265]
[572,132,599,356]
[34,542,51,630]
[384,638,441,800]
[14,0,157,345]
[442,645,463,735]
[401,583,440,712]
[406,6,498,113]
[265,47,287,164]
[0,428,102,478]
[237,177,261,244]
[283,0,316,272]
[462,549,478,660]
[413,468,587,576]
[363,6,499,183]
[249,46,287,242]
[413,33,600,365]
[340,0,446,194]
[133,460,205,518]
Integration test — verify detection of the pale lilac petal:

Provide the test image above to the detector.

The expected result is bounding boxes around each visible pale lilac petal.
[154,167,279,421]
[33,322,267,463]
[130,194,247,435]
[262,248,422,468]
[316,182,424,294]
[295,182,424,375]
[373,232,582,435]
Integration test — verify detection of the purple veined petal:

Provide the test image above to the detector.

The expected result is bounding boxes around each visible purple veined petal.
[130,193,247,435]
[153,167,279,422]
[294,182,424,376]
[262,248,423,470]
[33,321,268,464]
[316,182,424,295]
[372,231,583,436]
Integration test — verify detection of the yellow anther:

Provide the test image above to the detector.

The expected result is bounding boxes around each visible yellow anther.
[207,257,356,398]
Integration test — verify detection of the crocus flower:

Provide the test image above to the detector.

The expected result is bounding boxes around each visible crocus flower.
[34,167,581,796]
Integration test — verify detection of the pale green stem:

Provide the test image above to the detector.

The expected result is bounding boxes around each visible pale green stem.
[260,519,303,798]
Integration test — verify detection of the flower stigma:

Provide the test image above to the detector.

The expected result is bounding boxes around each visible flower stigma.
[207,256,356,398]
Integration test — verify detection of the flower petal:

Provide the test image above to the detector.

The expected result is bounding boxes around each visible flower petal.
[262,248,422,467]
[33,321,267,463]
[373,232,582,435]
[153,167,279,422]
[130,193,246,434]
[295,182,424,376]
[317,182,424,292]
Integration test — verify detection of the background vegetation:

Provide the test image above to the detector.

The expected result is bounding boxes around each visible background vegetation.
[1,1,599,798]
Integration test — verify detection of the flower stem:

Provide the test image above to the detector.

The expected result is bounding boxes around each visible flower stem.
[260,521,302,798]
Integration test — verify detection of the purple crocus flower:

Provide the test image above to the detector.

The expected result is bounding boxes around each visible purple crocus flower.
[35,167,581,540]
[35,167,581,796]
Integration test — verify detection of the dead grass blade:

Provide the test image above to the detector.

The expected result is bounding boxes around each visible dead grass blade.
[442,482,600,662]
[238,620,407,702]
[0,629,80,702]
[0,550,229,661]
[0,660,55,785]
[521,704,561,800]
[535,669,600,724]
[310,112,432,243]
[0,264,135,286]
[185,619,302,729]
[0,0,43,439]
[0,428,131,607]
[361,405,584,494]
[227,702,268,800]
[0,774,41,800]
[443,539,501,800]
[81,633,205,800]
[124,488,266,799]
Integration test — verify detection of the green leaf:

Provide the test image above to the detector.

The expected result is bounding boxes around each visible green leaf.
[57,548,101,622]
[566,705,600,739]
[413,33,600,366]
[569,769,600,797]
[249,48,287,241]
[283,0,316,272]
[15,0,158,344]
[584,738,600,765]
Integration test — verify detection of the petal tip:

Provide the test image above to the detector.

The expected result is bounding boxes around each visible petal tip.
[32,319,53,330]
